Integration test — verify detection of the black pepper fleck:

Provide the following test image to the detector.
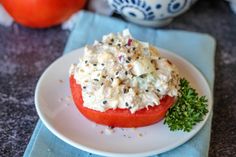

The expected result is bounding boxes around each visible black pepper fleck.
[167,60,172,65]
[145,90,149,92]
[125,71,128,75]
[93,64,97,66]
[94,79,99,81]
[125,102,129,106]
[103,100,107,104]
[83,86,86,89]
[85,60,88,64]
[101,63,105,66]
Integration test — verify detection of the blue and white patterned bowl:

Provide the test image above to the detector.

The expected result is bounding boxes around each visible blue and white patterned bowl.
[108,0,198,27]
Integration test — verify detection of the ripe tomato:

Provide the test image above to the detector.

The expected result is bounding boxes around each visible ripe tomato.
[70,76,175,128]
[1,0,86,28]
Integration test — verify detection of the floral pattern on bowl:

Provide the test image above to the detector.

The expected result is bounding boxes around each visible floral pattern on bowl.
[108,0,198,27]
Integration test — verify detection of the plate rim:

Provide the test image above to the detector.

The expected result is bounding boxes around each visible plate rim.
[35,47,213,157]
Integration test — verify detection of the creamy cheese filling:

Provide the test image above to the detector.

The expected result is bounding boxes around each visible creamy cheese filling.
[70,29,180,113]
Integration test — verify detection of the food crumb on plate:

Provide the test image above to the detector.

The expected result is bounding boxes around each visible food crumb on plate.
[138,133,143,137]
[104,127,115,135]
[65,95,72,101]
[58,98,64,102]
[59,79,64,83]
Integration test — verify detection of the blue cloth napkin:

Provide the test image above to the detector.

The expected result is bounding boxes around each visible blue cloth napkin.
[24,11,216,157]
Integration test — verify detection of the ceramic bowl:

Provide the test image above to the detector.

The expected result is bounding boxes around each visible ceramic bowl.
[108,0,198,27]
[227,0,236,14]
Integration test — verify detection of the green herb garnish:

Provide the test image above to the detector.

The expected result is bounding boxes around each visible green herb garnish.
[164,78,208,132]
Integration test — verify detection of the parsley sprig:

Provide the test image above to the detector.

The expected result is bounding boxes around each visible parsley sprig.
[164,78,208,132]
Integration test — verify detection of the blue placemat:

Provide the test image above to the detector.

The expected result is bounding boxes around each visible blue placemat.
[24,11,216,157]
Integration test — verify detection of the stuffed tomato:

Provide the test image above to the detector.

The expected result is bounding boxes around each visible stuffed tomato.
[69,29,180,128]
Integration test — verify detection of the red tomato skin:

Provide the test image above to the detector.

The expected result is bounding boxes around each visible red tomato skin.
[1,0,86,28]
[70,76,175,128]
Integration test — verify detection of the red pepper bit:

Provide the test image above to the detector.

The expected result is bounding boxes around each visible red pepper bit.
[118,55,122,61]
[127,39,132,46]
[118,55,125,62]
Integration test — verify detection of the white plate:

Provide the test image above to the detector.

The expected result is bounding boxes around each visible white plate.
[35,47,213,157]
